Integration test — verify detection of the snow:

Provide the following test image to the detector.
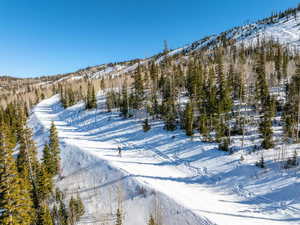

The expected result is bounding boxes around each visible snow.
[233,12,300,49]
[29,94,300,225]
[29,95,212,225]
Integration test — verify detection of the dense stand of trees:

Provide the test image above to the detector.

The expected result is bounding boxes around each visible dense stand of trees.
[105,38,296,154]
[2,5,300,224]
[0,104,85,225]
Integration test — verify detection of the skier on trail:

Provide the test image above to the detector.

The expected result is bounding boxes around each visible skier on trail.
[118,146,122,157]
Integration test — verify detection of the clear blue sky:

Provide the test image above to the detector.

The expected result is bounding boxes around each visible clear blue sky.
[0,0,299,77]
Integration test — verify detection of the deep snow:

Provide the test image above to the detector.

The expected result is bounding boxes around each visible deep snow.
[29,94,300,225]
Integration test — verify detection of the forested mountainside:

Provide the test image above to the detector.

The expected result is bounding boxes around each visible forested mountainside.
[1,4,300,225]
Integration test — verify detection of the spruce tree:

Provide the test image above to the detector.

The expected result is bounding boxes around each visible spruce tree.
[121,80,129,118]
[133,64,144,109]
[0,125,34,225]
[42,144,54,175]
[86,82,97,109]
[115,208,122,225]
[216,53,232,114]
[90,85,97,109]
[259,96,274,149]
[148,215,156,225]
[36,164,53,203]
[16,126,39,187]
[199,114,209,141]
[58,200,69,225]
[163,100,177,131]
[49,122,61,175]
[69,195,85,225]
[36,203,53,225]
[184,101,194,136]
[143,118,151,132]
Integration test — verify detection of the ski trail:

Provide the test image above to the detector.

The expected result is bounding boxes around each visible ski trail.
[33,95,299,225]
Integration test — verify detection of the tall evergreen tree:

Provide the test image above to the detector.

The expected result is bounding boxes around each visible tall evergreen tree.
[121,79,129,118]
[184,101,194,136]
[36,203,53,225]
[86,82,97,109]
[49,122,61,175]
[133,64,144,109]
[0,125,34,225]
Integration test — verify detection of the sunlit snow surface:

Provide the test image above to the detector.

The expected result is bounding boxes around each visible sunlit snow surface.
[29,94,300,225]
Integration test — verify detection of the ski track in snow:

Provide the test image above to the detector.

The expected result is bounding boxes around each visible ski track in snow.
[31,95,300,225]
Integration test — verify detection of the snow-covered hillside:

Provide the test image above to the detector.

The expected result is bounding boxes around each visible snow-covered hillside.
[59,11,300,83]
[29,94,300,225]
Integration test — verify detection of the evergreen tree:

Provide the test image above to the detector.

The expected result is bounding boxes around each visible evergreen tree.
[143,118,151,132]
[0,125,34,225]
[255,49,269,107]
[42,144,54,175]
[148,214,156,225]
[115,208,122,225]
[90,85,97,109]
[163,100,177,131]
[36,203,53,225]
[216,53,232,113]
[199,114,209,141]
[36,164,53,203]
[68,195,85,225]
[49,122,61,175]
[16,126,39,186]
[133,64,144,109]
[58,200,69,225]
[86,82,97,109]
[121,80,129,118]
[184,101,194,136]
[259,96,274,149]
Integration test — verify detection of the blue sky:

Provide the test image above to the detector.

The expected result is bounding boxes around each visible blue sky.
[0,0,299,77]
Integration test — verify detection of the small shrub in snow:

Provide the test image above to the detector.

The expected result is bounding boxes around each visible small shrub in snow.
[219,138,230,152]
[284,150,298,169]
[256,155,265,168]
[240,154,245,161]
[143,119,151,132]
[135,185,147,197]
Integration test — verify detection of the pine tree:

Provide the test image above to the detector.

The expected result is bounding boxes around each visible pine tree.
[148,214,156,225]
[121,80,129,118]
[0,125,34,225]
[133,64,144,109]
[68,195,85,225]
[115,208,122,225]
[199,114,209,141]
[216,53,232,114]
[42,143,54,175]
[259,96,274,149]
[58,200,69,225]
[68,197,77,225]
[283,63,300,141]
[90,85,97,109]
[85,82,97,109]
[49,122,61,175]
[256,155,265,168]
[275,46,282,84]
[163,100,177,131]
[184,101,194,136]
[143,118,151,132]
[16,126,39,186]
[255,49,269,107]
[36,164,53,203]
[36,203,53,225]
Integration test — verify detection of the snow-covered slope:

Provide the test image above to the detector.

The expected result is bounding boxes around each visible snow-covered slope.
[29,94,300,225]
[29,95,213,225]
[61,11,300,82]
